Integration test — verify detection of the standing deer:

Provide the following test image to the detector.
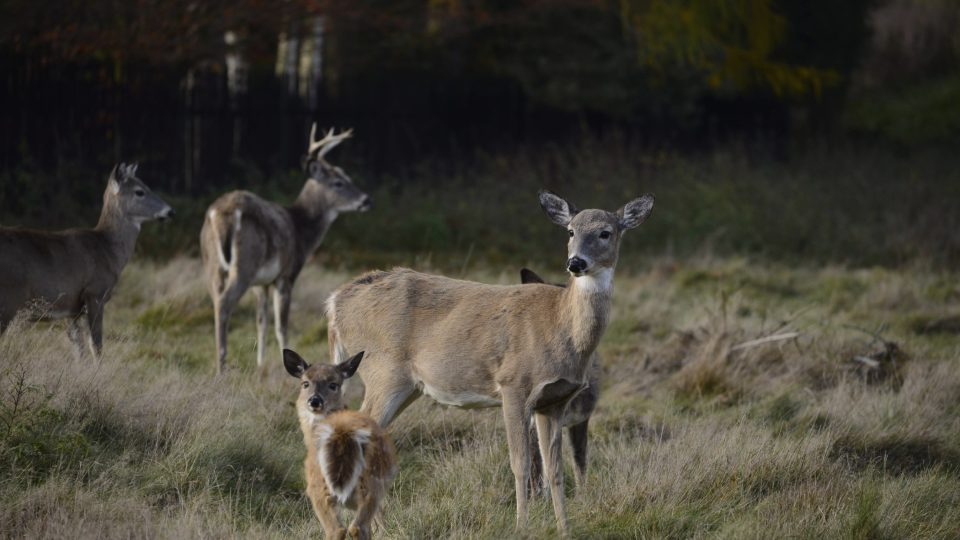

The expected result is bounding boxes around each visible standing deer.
[519,268,599,497]
[200,124,370,374]
[325,191,654,534]
[284,348,396,540]
[0,163,174,357]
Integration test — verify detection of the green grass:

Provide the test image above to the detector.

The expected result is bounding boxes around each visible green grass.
[1,256,959,538]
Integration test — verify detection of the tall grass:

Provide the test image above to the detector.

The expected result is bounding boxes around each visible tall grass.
[6,140,960,270]
[1,256,958,538]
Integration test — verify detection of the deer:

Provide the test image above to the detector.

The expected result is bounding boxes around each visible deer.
[200,124,370,375]
[284,348,397,540]
[324,190,654,534]
[519,268,599,498]
[0,163,174,358]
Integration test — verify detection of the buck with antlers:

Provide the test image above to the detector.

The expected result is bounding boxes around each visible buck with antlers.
[201,124,370,374]
[0,163,174,357]
[325,191,654,534]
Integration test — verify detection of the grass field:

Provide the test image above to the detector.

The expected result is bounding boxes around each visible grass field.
[1,256,959,538]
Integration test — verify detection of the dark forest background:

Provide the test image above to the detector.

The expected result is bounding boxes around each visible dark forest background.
[2,0,959,268]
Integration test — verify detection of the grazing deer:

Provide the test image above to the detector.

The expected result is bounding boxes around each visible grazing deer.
[519,268,599,496]
[325,191,654,533]
[0,163,173,358]
[284,348,396,540]
[201,124,370,374]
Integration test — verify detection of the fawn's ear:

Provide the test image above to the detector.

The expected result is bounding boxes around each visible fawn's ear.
[337,351,364,379]
[283,349,310,378]
[539,190,578,227]
[520,268,545,284]
[618,194,655,230]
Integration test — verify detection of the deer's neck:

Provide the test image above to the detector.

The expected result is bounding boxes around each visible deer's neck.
[289,189,338,257]
[562,268,614,357]
[94,203,141,271]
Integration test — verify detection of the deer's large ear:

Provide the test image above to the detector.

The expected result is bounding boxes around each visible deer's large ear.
[618,194,655,230]
[108,164,123,194]
[337,351,364,379]
[283,349,310,378]
[539,191,578,227]
[307,159,324,179]
[520,268,545,284]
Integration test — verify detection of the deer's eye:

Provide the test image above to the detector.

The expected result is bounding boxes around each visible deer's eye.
[333,180,344,188]
[328,383,339,391]
[302,381,310,389]
[135,189,145,197]
[599,230,611,239]
[568,230,574,237]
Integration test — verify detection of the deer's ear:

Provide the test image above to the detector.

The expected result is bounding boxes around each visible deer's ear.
[618,194,654,230]
[520,268,545,284]
[539,191,578,227]
[307,159,324,179]
[337,351,364,379]
[283,349,310,378]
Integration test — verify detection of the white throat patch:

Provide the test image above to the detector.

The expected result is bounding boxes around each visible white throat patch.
[574,267,613,294]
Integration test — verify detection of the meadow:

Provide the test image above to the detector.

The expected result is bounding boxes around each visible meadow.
[2,252,959,539]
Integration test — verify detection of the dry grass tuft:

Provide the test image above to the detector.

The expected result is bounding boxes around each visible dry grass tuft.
[1,256,959,538]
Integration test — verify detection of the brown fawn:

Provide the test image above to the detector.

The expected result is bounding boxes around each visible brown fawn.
[283,348,396,540]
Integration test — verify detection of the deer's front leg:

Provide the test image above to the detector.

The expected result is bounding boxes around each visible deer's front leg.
[501,390,532,530]
[535,411,569,535]
[83,295,104,359]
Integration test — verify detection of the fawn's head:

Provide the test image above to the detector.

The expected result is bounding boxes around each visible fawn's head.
[300,124,371,214]
[283,348,363,416]
[104,163,174,226]
[539,191,654,277]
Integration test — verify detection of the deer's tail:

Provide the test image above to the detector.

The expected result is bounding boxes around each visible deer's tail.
[207,208,243,273]
[316,424,371,504]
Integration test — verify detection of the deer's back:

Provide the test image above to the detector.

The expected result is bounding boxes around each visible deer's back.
[328,268,577,390]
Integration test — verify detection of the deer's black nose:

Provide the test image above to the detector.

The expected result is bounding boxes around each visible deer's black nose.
[308,396,323,409]
[359,196,372,211]
[567,257,588,274]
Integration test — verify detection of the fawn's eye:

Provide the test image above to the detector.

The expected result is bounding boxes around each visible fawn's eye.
[568,230,574,237]
[328,383,339,391]
[135,189,145,197]
[302,381,309,389]
[599,230,611,239]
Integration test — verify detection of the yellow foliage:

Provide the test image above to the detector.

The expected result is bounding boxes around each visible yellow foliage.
[620,0,838,98]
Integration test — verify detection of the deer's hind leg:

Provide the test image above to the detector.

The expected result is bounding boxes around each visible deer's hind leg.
[348,478,384,540]
[253,286,270,376]
[213,272,250,374]
[272,279,292,353]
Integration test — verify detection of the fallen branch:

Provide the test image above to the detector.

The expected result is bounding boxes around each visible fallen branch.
[731,332,800,351]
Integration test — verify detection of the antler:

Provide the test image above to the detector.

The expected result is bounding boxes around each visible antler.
[307,123,353,161]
